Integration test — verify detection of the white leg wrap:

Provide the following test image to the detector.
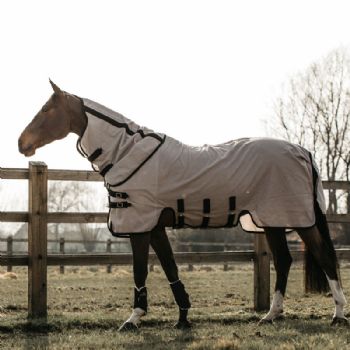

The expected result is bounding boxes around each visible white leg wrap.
[326,276,347,319]
[262,290,284,321]
[125,307,146,326]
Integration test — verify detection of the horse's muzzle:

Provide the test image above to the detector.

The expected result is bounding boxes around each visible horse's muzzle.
[18,138,35,157]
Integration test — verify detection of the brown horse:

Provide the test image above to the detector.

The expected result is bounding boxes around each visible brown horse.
[18,80,348,330]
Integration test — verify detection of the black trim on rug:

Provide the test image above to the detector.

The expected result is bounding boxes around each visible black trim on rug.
[84,105,164,143]
[88,148,103,162]
[76,98,166,186]
[106,136,165,187]
[100,164,113,177]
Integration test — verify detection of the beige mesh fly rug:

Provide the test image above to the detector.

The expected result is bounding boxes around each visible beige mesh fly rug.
[77,98,326,237]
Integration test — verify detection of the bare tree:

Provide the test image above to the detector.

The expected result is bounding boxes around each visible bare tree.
[48,181,86,241]
[77,183,106,252]
[271,48,350,214]
[0,180,26,237]
[48,181,106,252]
[79,224,102,252]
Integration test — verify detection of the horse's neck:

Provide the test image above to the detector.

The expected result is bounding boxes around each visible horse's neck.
[66,94,87,137]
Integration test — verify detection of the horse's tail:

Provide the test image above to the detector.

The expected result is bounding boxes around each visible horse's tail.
[304,156,339,293]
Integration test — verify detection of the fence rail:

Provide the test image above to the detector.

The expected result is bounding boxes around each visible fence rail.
[1,238,256,246]
[0,163,349,319]
[0,237,278,273]
[0,212,108,223]
[0,237,305,274]
[2,212,349,224]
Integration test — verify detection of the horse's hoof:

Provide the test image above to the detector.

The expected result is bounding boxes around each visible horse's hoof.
[118,322,139,332]
[174,320,192,329]
[258,318,273,325]
[331,317,349,327]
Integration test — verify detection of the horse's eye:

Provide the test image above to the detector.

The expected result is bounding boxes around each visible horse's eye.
[42,105,49,112]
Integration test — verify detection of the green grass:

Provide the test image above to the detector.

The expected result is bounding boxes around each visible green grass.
[0,263,349,349]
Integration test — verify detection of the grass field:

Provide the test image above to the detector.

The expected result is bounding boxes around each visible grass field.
[0,262,349,349]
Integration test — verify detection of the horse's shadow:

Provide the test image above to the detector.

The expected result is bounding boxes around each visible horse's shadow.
[22,334,49,350]
[139,321,195,349]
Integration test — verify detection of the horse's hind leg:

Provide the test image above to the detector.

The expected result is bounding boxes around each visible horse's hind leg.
[260,228,292,323]
[119,232,151,331]
[150,227,191,329]
[297,226,348,324]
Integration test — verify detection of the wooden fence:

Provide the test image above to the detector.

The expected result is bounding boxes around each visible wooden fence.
[0,162,350,320]
[0,237,301,273]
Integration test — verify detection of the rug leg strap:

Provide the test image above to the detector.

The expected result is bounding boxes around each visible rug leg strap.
[170,280,191,310]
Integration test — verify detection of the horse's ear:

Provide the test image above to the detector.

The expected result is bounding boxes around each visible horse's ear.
[49,79,63,95]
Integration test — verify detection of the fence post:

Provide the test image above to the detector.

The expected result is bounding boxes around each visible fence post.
[60,238,65,274]
[106,239,112,273]
[253,234,270,311]
[148,247,154,272]
[28,161,48,320]
[7,236,13,272]
[223,244,228,271]
[188,244,194,271]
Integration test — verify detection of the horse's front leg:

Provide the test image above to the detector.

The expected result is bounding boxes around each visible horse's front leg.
[118,232,151,331]
[150,227,191,329]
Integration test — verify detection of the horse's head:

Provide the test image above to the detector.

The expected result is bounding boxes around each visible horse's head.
[18,80,81,157]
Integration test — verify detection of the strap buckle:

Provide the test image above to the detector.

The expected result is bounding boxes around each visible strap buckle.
[108,200,132,208]
[108,189,129,199]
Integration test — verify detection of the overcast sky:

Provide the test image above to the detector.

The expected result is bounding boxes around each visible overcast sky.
[1,0,350,171]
